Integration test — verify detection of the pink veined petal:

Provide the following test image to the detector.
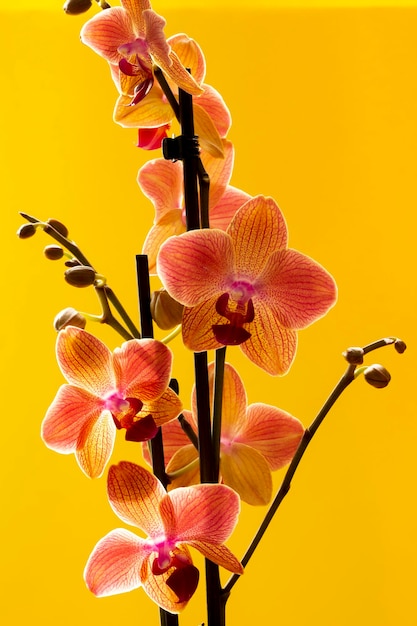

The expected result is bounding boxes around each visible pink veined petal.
[81,7,134,65]
[113,339,172,401]
[157,229,235,306]
[242,404,304,471]
[201,140,234,210]
[169,33,206,84]
[165,445,200,490]
[138,158,183,221]
[56,327,116,397]
[108,462,166,536]
[144,10,171,68]
[195,84,232,138]
[255,248,338,330]
[160,483,240,544]
[159,49,203,95]
[143,212,186,275]
[141,544,194,613]
[213,362,247,440]
[193,103,225,159]
[186,541,243,574]
[209,186,252,231]
[41,385,104,453]
[141,387,183,427]
[84,528,146,597]
[181,298,224,352]
[114,87,173,128]
[220,443,273,506]
[227,195,289,278]
[121,0,150,36]
[76,410,116,478]
[241,299,298,375]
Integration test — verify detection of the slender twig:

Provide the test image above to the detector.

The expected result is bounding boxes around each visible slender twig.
[154,67,180,120]
[105,286,141,339]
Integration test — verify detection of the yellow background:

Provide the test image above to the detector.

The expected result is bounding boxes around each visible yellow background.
[1,1,416,624]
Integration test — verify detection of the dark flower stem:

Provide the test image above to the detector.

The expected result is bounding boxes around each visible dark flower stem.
[212,347,226,481]
[223,337,404,596]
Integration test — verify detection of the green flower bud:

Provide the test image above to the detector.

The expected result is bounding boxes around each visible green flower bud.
[343,346,364,365]
[364,364,391,389]
[54,307,87,331]
[63,0,93,15]
[64,266,96,287]
[44,245,64,260]
[150,289,184,330]
[17,223,36,239]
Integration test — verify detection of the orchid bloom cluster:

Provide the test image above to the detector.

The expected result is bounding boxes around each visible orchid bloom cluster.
[17,0,405,624]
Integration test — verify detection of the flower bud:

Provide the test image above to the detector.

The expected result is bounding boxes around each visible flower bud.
[63,0,92,15]
[343,346,364,365]
[65,258,81,267]
[44,245,64,260]
[364,364,391,389]
[150,289,184,330]
[46,218,69,238]
[64,265,96,287]
[54,307,87,331]
[394,339,407,354]
[17,223,36,239]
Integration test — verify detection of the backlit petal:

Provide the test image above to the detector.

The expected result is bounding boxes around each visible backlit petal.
[114,87,172,128]
[113,339,172,401]
[121,0,150,34]
[161,483,240,544]
[243,404,304,470]
[81,7,134,65]
[158,229,234,306]
[169,34,206,84]
[256,248,338,330]
[213,363,247,440]
[165,445,200,489]
[41,384,103,453]
[227,195,288,278]
[241,300,298,375]
[84,528,145,596]
[159,49,203,95]
[193,103,225,158]
[56,327,115,396]
[209,186,251,231]
[141,545,193,612]
[144,10,171,68]
[76,410,116,478]
[142,213,186,274]
[221,443,272,505]
[143,410,196,467]
[138,159,183,221]
[108,462,166,536]
[141,388,183,426]
[187,541,243,574]
[201,140,234,209]
[196,84,232,138]
[182,298,223,352]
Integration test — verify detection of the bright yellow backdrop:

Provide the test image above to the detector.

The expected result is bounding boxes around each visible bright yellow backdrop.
[1,1,416,625]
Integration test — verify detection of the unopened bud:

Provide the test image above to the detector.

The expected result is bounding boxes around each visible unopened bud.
[64,265,96,287]
[65,258,81,267]
[343,346,364,365]
[54,307,87,331]
[46,218,69,238]
[44,245,64,260]
[150,289,184,330]
[364,364,391,389]
[63,0,93,15]
[17,223,36,239]
[394,339,407,354]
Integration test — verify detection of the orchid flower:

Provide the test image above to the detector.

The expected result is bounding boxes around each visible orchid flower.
[84,461,243,612]
[140,140,251,273]
[157,195,338,375]
[41,327,182,478]
[146,362,304,505]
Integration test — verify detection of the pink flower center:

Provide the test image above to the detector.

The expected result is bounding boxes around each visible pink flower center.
[148,540,199,602]
[104,392,158,442]
[212,281,256,346]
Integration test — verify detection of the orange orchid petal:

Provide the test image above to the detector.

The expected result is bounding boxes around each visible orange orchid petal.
[209,186,251,231]
[161,483,240,544]
[158,49,203,96]
[76,410,116,478]
[227,195,288,278]
[144,10,171,69]
[107,462,166,535]
[141,545,193,613]
[187,541,243,574]
[201,140,234,209]
[57,327,115,396]
[158,229,234,306]
[193,102,225,158]
[143,213,186,274]
[165,445,200,490]
[84,528,145,596]
[113,338,172,401]
[221,443,272,506]
[195,84,231,138]
[141,387,183,427]
[41,384,104,453]
[121,0,150,34]
[242,300,298,375]
[243,404,304,470]
[142,412,195,467]
[81,7,133,65]
[256,248,338,330]
[114,87,172,128]
[182,298,223,352]
[169,34,206,84]
[138,159,183,221]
